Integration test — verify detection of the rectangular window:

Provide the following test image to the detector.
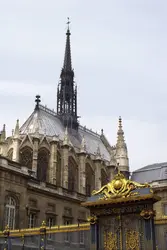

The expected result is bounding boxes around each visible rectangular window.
[47,217,55,240]
[79,230,84,244]
[28,213,36,228]
[5,207,15,230]
[164,204,167,215]
[64,220,71,242]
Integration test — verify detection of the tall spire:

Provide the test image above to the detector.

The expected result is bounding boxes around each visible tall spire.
[63,17,72,72]
[57,18,79,130]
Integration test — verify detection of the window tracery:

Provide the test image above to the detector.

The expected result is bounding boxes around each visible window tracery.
[68,157,78,192]
[20,146,33,169]
[85,163,95,197]
[37,148,49,182]
[101,169,108,187]
[4,196,16,230]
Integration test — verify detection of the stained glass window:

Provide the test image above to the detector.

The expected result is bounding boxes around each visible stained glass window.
[85,163,94,197]
[68,157,78,192]
[37,148,49,182]
[20,147,32,169]
[101,169,108,187]
[7,149,13,160]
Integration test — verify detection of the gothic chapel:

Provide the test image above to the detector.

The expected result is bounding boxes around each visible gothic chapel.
[0,24,129,230]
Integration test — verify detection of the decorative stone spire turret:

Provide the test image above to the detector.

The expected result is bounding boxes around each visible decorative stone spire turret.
[57,18,79,130]
[116,116,126,148]
[95,144,101,160]
[14,119,19,138]
[115,116,129,179]
[80,135,86,153]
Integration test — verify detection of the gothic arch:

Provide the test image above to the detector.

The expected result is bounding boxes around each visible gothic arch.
[20,146,33,169]
[101,168,108,187]
[69,148,79,165]
[37,147,50,182]
[7,148,13,160]
[56,150,61,186]
[85,157,95,172]
[85,163,95,197]
[68,156,78,192]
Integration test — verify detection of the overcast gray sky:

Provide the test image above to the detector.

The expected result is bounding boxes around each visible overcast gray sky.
[0,0,167,171]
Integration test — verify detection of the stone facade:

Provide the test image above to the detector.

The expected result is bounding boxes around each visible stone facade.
[0,114,129,231]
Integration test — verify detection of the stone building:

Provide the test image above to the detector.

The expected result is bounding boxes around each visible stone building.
[0,25,129,230]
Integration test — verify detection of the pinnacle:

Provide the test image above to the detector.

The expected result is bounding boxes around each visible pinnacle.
[63,127,69,146]
[14,119,20,138]
[116,116,125,147]
[80,135,86,153]
[63,23,72,72]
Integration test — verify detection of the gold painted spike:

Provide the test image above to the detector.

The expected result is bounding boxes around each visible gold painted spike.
[92,170,150,200]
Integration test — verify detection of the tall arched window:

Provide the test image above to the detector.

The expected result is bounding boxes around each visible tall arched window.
[37,148,49,182]
[5,197,16,229]
[68,157,78,192]
[56,151,61,186]
[85,163,95,197]
[101,169,108,187]
[8,149,13,160]
[20,146,33,169]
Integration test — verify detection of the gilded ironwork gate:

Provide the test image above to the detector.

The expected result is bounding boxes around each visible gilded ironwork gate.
[100,214,141,250]
[102,216,120,250]
[82,170,160,250]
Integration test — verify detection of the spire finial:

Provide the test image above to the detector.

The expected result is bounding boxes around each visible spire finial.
[35,95,41,110]
[67,17,70,32]
[119,116,122,128]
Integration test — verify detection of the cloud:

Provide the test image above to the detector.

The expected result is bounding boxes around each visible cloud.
[1,0,167,172]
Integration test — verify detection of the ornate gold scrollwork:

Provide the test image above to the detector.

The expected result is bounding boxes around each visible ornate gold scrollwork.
[87,215,98,224]
[126,230,139,250]
[140,209,156,220]
[104,231,117,250]
[92,170,150,200]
